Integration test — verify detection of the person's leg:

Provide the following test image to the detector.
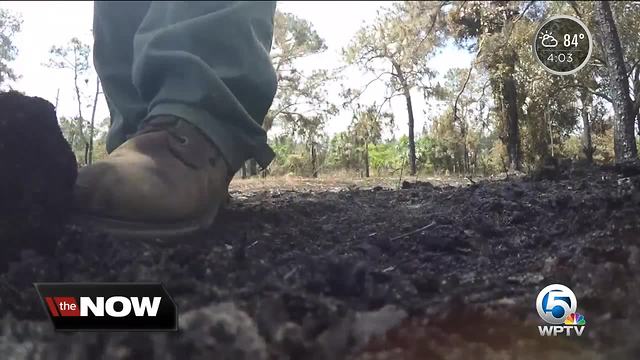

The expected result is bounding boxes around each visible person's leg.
[92,1,151,152]
[132,1,277,172]
[74,1,278,239]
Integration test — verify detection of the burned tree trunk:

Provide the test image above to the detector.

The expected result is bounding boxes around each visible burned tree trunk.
[311,142,318,178]
[460,120,469,174]
[595,1,638,163]
[497,55,521,172]
[393,61,417,176]
[364,140,370,178]
[503,84,520,170]
[403,87,417,176]
[580,90,595,163]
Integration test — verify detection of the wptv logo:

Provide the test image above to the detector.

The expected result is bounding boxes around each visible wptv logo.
[34,283,177,331]
[536,284,586,337]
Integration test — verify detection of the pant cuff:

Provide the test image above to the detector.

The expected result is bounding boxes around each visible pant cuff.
[146,103,275,173]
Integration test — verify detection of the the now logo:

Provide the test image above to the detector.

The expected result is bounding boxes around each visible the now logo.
[44,296,162,317]
[35,283,177,331]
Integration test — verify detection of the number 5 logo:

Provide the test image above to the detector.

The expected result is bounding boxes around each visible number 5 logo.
[536,284,577,324]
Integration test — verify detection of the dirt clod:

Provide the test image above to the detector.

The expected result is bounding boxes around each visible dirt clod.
[0,91,77,269]
[177,302,268,360]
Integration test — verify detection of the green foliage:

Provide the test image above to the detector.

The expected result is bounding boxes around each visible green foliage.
[326,132,359,171]
[590,128,614,164]
[415,136,436,173]
[369,142,404,176]
[0,9,22,86]
[59,116,109,164]
[269,135,302,175]
[267,134,329,176]
[556,135,582,161]
[88,117,110,162]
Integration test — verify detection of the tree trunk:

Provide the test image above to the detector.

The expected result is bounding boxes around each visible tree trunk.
[595,1,637,163]
[364,140,370,178]
[54,89,60,111]
[580,90,594,163]
[461,120,469,174]
[69,123,77,152]
[73,61,88,166]
[74,71,83,121]
[83,143,89,166]
[393,62,417,175]
[472,148,478,175]
[241,163,247,179]
[311,143,318,178]
[88,77,100,165]
[500,57,521,171]
[405,90,417,175]
[631,65,640,142]
[633,66,640,141]
[248,159,258,176]
[546,109,554,158]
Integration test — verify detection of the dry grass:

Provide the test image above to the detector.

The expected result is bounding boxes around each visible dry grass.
[229,173,476,193]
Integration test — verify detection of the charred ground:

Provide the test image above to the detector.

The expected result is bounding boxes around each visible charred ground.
[1,92,640,359]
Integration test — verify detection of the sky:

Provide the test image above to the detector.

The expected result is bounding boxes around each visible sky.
[2,1,473,139]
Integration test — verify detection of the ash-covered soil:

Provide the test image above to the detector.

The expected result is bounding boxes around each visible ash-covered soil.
[1,166,640,360]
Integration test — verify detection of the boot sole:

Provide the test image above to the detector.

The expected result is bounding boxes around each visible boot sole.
[69,199,224,243]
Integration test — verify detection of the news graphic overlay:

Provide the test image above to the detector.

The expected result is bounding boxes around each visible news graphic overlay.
[533,15,593,75]
[34,283,178,331]
[536,283,586,336]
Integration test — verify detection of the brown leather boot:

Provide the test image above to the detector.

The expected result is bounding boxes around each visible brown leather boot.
[73,116,232,239]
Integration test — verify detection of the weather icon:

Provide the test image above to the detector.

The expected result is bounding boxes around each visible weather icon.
[539,30,558,48]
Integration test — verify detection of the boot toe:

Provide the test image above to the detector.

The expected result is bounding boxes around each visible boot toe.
[73,162,117,215]
[74,161,168,220]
